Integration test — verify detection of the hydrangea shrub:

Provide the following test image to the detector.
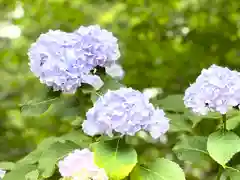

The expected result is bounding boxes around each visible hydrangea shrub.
[2,25,240,180]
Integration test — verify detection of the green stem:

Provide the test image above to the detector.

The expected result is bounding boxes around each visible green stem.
[222,114,227,133]
[216,165,222,180]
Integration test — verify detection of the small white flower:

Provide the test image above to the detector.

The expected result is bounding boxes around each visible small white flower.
[0,169,6,179]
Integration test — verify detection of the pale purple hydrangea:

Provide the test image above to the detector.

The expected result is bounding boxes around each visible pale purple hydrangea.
[28,25,120,93]
[184,64,240,115]
[82,87,169,139]
[58,148,108,180]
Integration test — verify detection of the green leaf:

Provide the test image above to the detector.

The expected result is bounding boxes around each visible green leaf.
[157,94,185,112]
[20,97,59,116]
[207,131,240,166]
[167,114,192,132]
[92,139,138,179]
[25,169,39,180]
[0,162,15,170]
[184,111,203,128]
[17,137,59,165]
[227,115,240,130]
[226,167,240,180]
[3,164,37,180]
[46,95,83,117]
[38,141,79,178]
[130,158,185,180]
[194,118,219,136]
[173,136,211,165]
[101,75,123,92]
[71,117,83,128]
[90,92,99,103]
[16,150,42,166]
[60,130,92,147]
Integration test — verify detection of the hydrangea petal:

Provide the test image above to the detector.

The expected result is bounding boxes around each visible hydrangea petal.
[146,109,170,139]
[105,64,125,79]
[82,74,104,90]
[82,119,104,136]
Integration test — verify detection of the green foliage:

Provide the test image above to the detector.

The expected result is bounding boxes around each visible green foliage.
[92,139,138,179]
[157,95,186,113]
[3,133,92,179]
[17,137,59,166]
[59,130,92,147]
[207,131,240,167]
[0,162,15,170]
[20,97,59,117]
[225,167,240,180]
[173,136,211,165]
[226,114,240,130]
[3,164,37,180]
[38,141,78,178]
[167,113,192,133]
[25,170,39,180]
[130,158,186,180]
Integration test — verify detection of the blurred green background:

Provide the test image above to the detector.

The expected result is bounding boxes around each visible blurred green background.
[1,0,240,179]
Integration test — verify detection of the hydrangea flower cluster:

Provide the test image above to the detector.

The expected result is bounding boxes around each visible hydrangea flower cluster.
[82,87,169,139]
[28,25,120,93]
[58,148,108,180]
[184,64,240,115]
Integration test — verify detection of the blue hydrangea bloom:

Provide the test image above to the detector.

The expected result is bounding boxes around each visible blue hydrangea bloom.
[28,25,120,93]
[184,64,240,115]
[82,87,169,139]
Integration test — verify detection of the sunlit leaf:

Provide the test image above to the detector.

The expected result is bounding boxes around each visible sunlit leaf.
[25,169,39,180]
[130,158,185,180]
[3,164,37,180]
[92,139,137,179]
[0,162,15,170]
[207,131,240,166]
